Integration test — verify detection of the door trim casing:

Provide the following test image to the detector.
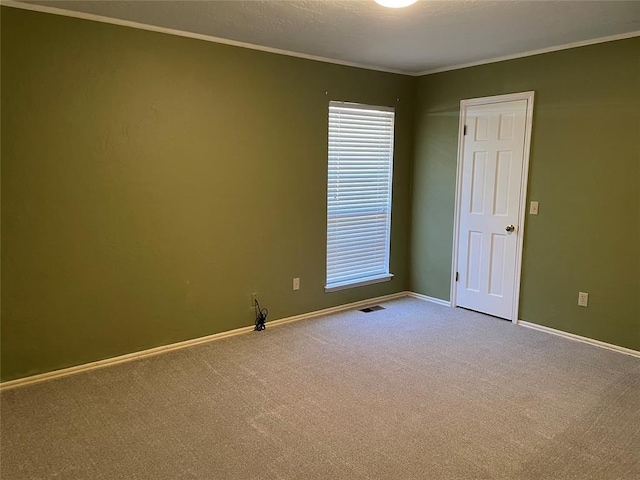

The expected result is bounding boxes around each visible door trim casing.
[450,91,535,323]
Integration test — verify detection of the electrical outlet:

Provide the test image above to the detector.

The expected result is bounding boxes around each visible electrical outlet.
[251,293,258,308]
[293,277,300,291]
[578,292,589,307]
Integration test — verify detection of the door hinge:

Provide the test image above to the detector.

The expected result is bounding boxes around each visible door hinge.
[463,125,467,136]
[455,272,459,282]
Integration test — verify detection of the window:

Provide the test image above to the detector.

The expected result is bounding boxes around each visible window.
[326,101,395,292]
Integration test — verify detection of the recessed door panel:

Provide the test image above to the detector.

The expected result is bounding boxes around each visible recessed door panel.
[493,151,512,216]
[466,231,483,292]
[499,113,516,140]
[488,234,506,297]
[470,152,487,214]
[475,116,490,141]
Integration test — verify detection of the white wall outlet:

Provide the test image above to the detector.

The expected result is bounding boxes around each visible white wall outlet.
[530,201,539,215]
[293,277,300,291]
[251,293,259,308]
[578,292,589,307]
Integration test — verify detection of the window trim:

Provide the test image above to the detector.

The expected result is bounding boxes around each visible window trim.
[324,273,394,293]
[325,101,395,293]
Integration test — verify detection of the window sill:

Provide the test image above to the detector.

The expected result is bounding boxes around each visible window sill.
[325,273,394,293]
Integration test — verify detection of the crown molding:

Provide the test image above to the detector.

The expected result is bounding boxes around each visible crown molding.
[0,0,407,76]
[413,30,640,76]
[2,2,639,81]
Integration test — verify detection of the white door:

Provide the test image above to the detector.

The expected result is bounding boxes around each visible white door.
[455,95,532,320]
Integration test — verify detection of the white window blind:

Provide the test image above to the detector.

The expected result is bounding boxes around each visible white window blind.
[326,101,395,292]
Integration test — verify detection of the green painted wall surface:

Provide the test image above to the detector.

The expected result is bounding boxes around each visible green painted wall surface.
[2,7,638,383]
[411,38,640,350]
[1,8,414,381]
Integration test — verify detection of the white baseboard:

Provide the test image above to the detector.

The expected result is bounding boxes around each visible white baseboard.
[266,291,410,328]
[518,320,640,359]
[406,292,452,307]
[6,292,635,390]
[0,291,410,391]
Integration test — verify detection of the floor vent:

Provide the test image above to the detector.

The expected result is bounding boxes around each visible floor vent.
[359,305,385,313]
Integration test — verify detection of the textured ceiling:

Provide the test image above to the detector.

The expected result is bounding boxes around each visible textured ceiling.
[21,0,640,74]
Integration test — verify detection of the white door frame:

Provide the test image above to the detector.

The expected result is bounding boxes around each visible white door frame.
[450,91,535,323]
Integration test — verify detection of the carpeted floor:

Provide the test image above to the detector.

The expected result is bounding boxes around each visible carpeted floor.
[1,297,639,479]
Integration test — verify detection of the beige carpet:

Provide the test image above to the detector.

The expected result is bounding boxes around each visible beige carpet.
[1,297,639,479]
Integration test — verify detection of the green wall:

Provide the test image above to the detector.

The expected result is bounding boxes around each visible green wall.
[411,38,640,350]
[2,7,639,383]
[0,7,414,381]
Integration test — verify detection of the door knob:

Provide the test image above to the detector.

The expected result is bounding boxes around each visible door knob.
[505,225,515,233]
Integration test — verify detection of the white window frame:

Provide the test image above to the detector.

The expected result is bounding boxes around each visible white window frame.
[325,101,395,293]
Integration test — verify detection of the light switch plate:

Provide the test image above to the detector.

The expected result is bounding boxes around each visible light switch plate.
[530,201,539,215]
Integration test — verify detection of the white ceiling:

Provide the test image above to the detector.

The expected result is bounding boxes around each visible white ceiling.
[19,0,640,74]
